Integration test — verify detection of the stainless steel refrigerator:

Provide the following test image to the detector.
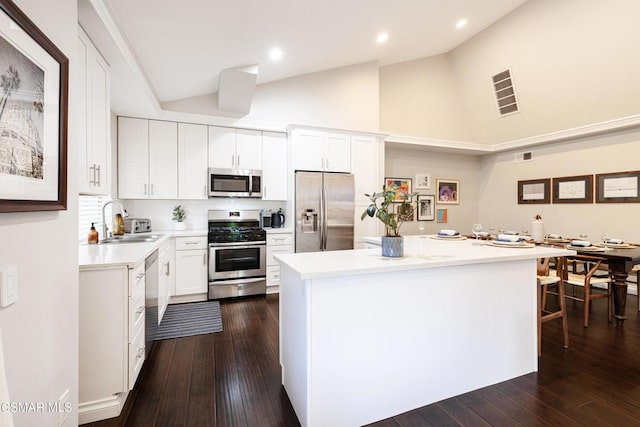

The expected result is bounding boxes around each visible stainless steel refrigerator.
[295,171,354,253]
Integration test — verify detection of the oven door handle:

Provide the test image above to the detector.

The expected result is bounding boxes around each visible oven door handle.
[209,241,266,247]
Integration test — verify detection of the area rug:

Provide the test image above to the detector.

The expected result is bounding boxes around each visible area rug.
[154,301,223,340]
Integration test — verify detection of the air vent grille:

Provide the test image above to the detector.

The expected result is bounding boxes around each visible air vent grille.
[492,69,519,116]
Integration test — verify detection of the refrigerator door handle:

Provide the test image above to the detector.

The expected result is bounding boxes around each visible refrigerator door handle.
[322,185,328,250]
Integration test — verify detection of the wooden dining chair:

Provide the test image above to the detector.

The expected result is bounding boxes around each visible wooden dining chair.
[561,255,612,327]
[633,264,640,311]
[537,257,568,357]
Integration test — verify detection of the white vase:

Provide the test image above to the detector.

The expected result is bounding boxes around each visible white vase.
[173,221,187,231]
[531,220,544,242]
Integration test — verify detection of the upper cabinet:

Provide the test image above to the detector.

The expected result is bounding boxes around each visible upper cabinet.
[178,123,208,199]
[350,134,383,204]
[118,117,178,199]
[208,126,262,170]
[262,132,288,200]
[78,27,111,195]
[290,127,351,173]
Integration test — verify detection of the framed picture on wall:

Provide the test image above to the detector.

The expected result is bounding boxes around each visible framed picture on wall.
[552,175,593,203]
[436,208,448,223]
[595,171,640,203]
[517,178,550,204]
[384,177,412,201]
[415,173,431,190]
[0,0,69,213]
[417,195,435,221]
[436,179,459,204]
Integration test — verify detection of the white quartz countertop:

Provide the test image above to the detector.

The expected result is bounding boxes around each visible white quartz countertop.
[275,235,575,280]
[79,229,207,270]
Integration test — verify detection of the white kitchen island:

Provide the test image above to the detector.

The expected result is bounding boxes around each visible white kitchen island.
[274,236,574,427]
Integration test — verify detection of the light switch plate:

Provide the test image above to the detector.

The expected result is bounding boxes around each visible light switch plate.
[0,266,18,307]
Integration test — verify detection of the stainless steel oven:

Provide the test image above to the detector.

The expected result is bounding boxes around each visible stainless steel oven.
[208,210,267,299]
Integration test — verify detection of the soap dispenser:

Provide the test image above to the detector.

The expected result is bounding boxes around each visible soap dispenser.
[88,223,99,244]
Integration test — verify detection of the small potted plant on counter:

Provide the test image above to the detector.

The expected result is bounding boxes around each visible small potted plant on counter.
[361,186,415,257]
[172,205,187,230]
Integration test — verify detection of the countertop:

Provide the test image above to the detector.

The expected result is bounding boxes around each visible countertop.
[265,227,294,234]
[79,229,207,270]
[275,234,575,280]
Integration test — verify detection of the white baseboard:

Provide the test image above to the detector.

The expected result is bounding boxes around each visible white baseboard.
[78,393,128,424]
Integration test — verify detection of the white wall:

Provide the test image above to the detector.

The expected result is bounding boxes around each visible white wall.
[379,54,472,142]
[450,0,640,144]
[385,144,481,236]
[0,0,79,426]
[479,127,640,243]
[162,61,380,133]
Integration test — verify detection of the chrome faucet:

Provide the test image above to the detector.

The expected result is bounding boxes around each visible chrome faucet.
[101,200,125,241]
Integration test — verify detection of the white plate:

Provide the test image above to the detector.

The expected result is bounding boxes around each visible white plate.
[431,235,466,240]
[545,238,570,243]
[594,242,636,249]
[487,241,534,248]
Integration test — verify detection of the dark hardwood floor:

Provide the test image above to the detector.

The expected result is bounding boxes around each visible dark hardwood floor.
[85,290,640,427]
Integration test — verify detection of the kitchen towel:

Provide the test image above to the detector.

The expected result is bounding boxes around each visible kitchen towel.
[155,301,223,340]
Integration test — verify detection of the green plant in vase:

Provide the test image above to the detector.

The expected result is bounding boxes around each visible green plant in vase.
[361,186,416,256]
[172,205,187,230]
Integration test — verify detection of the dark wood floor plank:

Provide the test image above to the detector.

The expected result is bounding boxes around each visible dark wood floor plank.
[186,333,216,427]
[213,338,248,427]
[436,398,492,427]
[414,404,461,427]
[155,336,196,426]
[473,386,555,427]
[455,391,523,427]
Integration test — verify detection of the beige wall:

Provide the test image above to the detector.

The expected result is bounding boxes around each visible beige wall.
[385,144,481,236]
[379,55,472,141]
[379,0,640,145]
[479,127,640,243]
[0,0,79,425]
[163,61,380,133]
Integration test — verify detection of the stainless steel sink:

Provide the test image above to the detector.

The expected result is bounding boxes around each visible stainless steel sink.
[99,234,162,244]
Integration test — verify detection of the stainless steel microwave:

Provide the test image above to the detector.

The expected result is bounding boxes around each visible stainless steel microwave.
[208,168,262,198]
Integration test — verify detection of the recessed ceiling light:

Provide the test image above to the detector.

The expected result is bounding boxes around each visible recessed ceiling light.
[456,19,467,29]
[376,32,389,44]
[269,48,283,61]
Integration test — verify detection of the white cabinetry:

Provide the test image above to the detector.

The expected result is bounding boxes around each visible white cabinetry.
[79,262,146,424]
[208,126,262,170]
[351,134,384,248]
[158,239,174,321]
[78,26,110,195]
[266,232,293,292]
[118,117,178,199]
[262,132,288,200]
[175,236,208,296]
[290,127,351,172]
[178,123,208,199]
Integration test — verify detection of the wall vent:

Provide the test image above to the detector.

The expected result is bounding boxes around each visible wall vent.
[492,69,519,116]
[513,151,533,163]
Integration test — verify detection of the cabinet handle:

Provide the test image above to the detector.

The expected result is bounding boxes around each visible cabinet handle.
[231,155,235,167]
[237,155,240,167]
[184,241,200,245]
[165,261,170,276]
[274,274,279,279]
[325,158,329,170]
[203,254,206,265]
[136,306,144,315]
[96,164,101,186]
[204,185,207,196]
[136,346,145,359]
[89,164,95,185]
[144,183,148,196]
[273,237,286,241]
[136,272,145,280]
[150,183,154,196]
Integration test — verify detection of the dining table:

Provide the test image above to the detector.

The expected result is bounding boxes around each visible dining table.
[543,241,640,326]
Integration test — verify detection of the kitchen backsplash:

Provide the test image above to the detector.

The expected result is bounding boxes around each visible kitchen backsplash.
[122,198,287,231]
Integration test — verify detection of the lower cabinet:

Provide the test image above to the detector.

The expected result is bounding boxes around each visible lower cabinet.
[266,232,293,292]
[158,238,175,320]
[79,262,146,424]
[175,236,208,296]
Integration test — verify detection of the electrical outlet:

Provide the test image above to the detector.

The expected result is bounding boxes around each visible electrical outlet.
[58,389,70,426]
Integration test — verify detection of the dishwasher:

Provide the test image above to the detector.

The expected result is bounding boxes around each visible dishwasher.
[144,250,159,356]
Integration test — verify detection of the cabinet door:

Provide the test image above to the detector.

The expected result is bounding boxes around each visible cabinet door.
[77,31,91,194]
[292,129,324,171]
[262,132,287,200]
[178,123,208,199]
[235,129,262,170]
[208,126,236,168]
[89,50,110,194]
[175,250,208,295]
[324,132,351,173]
[158,239,174,322]
[149,120,178,199]
[351,135,380,204]
[118,117,149,198]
